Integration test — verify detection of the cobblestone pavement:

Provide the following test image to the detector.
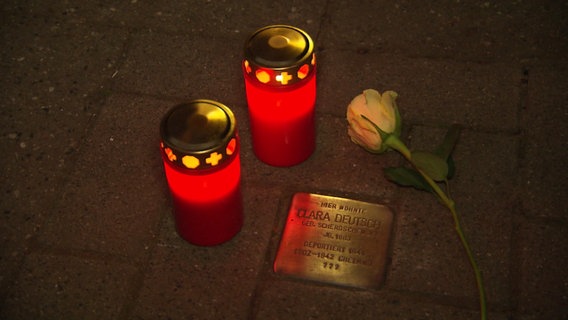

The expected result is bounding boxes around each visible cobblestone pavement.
[1,1,567,319]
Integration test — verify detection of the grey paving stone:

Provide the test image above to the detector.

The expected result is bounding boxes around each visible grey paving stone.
[131,184,281,320]
[317,50,521,131]
[35,94,170,259]
[319,0,568,61]
[112,30,246,103]
[252,279,508,320]
[0,14,128,288]
[2,1,326,36]
[0,252,137,320]
[520,62,568,220]
[514,218,568,319]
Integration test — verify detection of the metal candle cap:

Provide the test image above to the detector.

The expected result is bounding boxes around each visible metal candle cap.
[160,100,238,172]
[244,25,316,87]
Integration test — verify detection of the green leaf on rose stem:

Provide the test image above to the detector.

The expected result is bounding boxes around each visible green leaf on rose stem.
[411,151,449,182]
[433,124,460,180]
[434,124,461,161]
[384,167,433,192]
[446,155,456,180]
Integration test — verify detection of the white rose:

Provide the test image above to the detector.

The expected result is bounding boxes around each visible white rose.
[346,89,399,153]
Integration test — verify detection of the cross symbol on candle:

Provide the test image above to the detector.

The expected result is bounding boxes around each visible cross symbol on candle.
[206,152,223,166]
[276,72,292,85]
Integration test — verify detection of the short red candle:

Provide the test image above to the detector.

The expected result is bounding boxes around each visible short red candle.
[160,100,243,246]
[243,25,317,167]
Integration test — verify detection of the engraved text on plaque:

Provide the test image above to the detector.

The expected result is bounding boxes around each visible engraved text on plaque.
[274,193,394,289]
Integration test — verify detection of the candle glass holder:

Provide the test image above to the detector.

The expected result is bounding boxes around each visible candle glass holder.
[243,25,316,167]
[160,100,243,246]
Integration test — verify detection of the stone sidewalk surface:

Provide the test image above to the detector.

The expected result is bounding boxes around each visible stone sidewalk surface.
[1,1,566,319]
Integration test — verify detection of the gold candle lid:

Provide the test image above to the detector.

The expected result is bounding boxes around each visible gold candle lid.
[160,100,238,172]
[244,25,316,87]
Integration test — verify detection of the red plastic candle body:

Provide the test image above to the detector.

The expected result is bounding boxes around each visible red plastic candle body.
[244,72,316,166]
[243,25,317,167]
[162,153,242,246]
[160,100,243,246]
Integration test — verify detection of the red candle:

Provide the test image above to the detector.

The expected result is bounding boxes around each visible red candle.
[160,100,243,246]
[243,25,317,167]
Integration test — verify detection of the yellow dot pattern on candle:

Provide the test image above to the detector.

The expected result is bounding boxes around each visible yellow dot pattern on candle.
[255,70,270,83]
[206,152,223,166]
[276,72,292,84]
[297,64,309,79]
[165,147,177,162]
[244,60,251,73]
[182,155,200,169]
[226,138,236,156]
[245,55,315,86]
[162,140,238,170]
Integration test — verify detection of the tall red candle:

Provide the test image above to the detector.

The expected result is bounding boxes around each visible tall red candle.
[160,100,243,246]
[243,25,317,167]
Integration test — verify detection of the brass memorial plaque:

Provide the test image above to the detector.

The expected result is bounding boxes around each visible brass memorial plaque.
[274,193,394,289]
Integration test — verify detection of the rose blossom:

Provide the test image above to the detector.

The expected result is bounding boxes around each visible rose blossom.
[346,89,399,153]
